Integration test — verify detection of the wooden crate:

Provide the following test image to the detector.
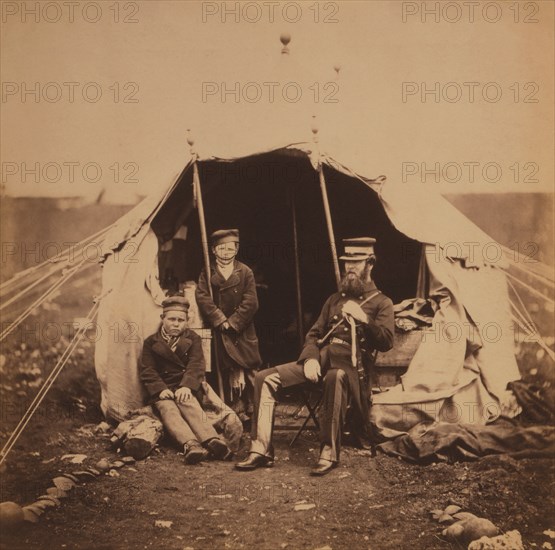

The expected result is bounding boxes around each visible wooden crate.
[191,327,212,372]
[375,328,432,368]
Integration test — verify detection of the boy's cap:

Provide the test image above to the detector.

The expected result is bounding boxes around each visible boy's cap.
[162,295,189,313]
[211,229,239,246]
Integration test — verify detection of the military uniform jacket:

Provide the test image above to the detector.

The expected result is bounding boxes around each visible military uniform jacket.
[139,328,205,402]
[298,281,394,366]
[196,260,262,370]
[296,281,394,434]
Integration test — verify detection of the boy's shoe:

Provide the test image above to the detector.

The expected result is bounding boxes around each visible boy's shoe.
[183,441,209,464]
[205,438,233,461]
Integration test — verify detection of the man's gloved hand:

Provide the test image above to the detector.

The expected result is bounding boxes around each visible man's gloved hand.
[342,300,368,324]
[303,359,321,383]
[159,389,174,400]
[219,321,231,332]
[175,387,192,404]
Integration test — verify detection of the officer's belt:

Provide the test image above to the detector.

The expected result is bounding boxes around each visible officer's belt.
[329,337,350,347]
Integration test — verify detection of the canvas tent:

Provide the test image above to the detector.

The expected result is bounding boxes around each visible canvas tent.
[93,142,522,436]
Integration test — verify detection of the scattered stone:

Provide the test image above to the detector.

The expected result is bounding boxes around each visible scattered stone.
[94,422,112,434]
[46,487,68,499]
[443,518,499,545]
[430,509,444,520]
[53,477,75,492]
[95,459,111,472]
[0,502,24,530]
[294,503,316,512]
[453,512,479,521]
[121,456,136,464]
[23,504,43,517]
[86,468,101,476]
[154,520,173,529]
[468,530,524,550]
[111,460,125,469]
[444,505,462,515]
[545,531,555,540]
[442,522,465,541]
[37,495,61,507]
[108,469,120,477]
[31,499,56,510]
[61,473,79,483]
[61,454,88,464]
[438,513,455,524]
[22,507,39,523]
[543,543,553,550]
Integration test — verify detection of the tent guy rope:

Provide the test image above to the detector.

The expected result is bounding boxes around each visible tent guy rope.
[0,259,88,342]
[0,289,112,466]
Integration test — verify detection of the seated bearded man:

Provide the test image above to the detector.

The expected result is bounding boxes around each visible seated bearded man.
[235,238,394,476]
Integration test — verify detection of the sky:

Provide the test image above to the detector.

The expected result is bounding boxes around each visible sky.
[1,0,554,200]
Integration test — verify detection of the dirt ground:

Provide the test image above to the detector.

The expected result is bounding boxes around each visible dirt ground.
[0,420,554,550]
[1,279,554,550]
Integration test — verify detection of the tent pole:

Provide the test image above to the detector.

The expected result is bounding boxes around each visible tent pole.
[193,159,225,401]
[289,185,304,350]
[318,163,341,290]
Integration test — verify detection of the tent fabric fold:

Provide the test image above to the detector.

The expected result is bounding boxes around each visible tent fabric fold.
[371,243,521,439]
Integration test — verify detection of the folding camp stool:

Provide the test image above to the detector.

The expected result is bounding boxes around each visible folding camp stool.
[289,349,380,449]
[289,383,323,446]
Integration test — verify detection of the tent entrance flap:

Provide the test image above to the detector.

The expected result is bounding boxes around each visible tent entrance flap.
[151,151,422,368]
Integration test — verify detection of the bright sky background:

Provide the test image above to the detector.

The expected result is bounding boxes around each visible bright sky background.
[1,0,553,200]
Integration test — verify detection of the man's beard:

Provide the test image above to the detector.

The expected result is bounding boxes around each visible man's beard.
[340,267,370,297]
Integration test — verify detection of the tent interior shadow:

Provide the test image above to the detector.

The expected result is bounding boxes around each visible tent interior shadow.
[151,149,422,370]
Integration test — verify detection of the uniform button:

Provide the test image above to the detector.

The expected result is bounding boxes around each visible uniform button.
[333,315,338,320]
[359,296,363,300]
[343,327,348,332]
[341,293,345,297]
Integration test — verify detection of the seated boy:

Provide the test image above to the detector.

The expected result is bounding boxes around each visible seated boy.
[139,295,233,464]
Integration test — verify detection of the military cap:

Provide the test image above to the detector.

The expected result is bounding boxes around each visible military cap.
[211,229,240,246]
[161,295,190,313]
[339,237,377,261]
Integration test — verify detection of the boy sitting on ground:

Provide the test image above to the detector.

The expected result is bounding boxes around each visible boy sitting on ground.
[139,295,234,464]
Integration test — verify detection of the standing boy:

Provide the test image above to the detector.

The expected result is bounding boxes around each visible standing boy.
[196,229,262,420]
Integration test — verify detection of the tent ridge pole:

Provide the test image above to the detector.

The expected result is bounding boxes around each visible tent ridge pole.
[318,163,341,290]
[192,157,225,401]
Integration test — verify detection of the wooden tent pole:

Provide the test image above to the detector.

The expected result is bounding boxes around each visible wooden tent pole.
[318,163,341,290]
[192,158,225,401]
[289,185,304,350]
[311,117,341,290]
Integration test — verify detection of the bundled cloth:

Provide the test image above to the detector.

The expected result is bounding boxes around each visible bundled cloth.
[378,380,555,463]
[393,298,435,332]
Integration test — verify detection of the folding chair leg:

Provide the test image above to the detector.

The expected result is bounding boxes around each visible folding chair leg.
[290,413,314,446]
[290,390,322,446]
